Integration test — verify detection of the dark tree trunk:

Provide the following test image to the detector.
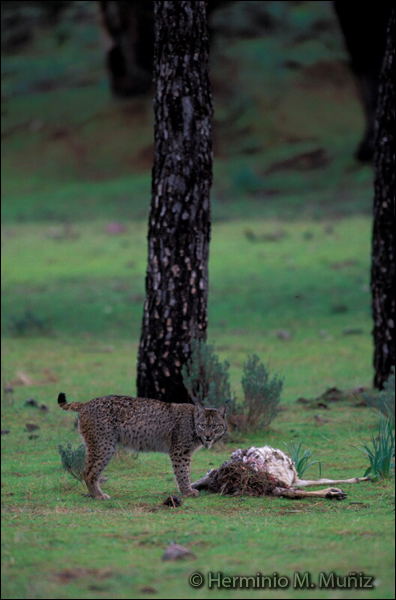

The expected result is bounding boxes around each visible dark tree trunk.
[99,1,154,96]
[137,1,213,403]
[98,1,225,98]
[371,8,395,389]
[334,1,391,162]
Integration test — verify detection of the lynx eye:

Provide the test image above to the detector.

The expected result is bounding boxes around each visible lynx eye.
[212,424,219,430]
[198,424,205,430]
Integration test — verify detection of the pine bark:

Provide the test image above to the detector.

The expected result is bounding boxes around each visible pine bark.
[371,8,395,389]
[137,1,213,403]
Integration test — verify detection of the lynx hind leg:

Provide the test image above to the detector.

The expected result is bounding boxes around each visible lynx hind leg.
[78,411,118,500]
[83,444,116,500]
[170,452,199,497]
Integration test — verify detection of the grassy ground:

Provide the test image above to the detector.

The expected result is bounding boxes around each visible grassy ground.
[2,2,395,599]
[1,371,394,600]
[2,216,374,398]
[2,214,394,600]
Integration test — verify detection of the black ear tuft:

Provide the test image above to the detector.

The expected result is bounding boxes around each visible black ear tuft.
[58,392,67,405]
[218,399,230,417]
[193,397,204,412]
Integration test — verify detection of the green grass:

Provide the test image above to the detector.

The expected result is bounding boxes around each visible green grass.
[2,385,395,599]
[2,216,373,399]
[2,214,394,599]
[2,2,395,598]
[352,415,395,481]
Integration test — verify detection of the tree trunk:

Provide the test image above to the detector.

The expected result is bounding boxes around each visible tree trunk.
[137,1,213,403]
[98,1,224,98]
[99,1,154,96]
[371,7,395,389]
[334,1,391,162]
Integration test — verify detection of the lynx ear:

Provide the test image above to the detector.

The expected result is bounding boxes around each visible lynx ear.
[218,399,230,418]
[193,397,205,414]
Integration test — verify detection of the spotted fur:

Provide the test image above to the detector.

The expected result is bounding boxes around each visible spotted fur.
[58,393,228,500]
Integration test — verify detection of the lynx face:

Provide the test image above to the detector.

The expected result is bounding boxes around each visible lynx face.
[194,403,228,449]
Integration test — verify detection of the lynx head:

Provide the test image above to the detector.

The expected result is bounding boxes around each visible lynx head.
[193,398,229,449]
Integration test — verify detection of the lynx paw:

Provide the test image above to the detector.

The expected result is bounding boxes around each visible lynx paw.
[96,493,111,500]
[183,489,199,498]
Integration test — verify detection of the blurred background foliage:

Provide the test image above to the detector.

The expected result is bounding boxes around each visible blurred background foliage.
[1,0,373,223]
[1,1,378,397]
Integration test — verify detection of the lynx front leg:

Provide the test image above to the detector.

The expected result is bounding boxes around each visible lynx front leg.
[170,452,199,497]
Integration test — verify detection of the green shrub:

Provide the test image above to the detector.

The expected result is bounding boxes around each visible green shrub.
[283,440,322,479]
[364,367,395,421]
[240,354,283,430]
[352,414,395,481]
[182,339,236,411]
[57,442,86,481]
[182,343,284,431]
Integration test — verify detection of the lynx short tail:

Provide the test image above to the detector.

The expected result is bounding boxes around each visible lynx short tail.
[57,392,84,412]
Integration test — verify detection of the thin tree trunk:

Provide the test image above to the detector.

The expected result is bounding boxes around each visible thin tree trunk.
[137,1,213,403]
[371,8,395,389]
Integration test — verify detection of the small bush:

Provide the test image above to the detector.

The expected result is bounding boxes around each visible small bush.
[364,367,395,421]
[182,343,284,432]
[283,440,322,479]
[57,442,86,481]
[352,414,395,481]
[182,339,236,411]
[240,354,283,430]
